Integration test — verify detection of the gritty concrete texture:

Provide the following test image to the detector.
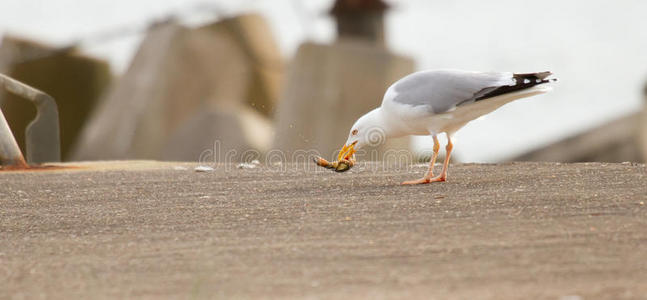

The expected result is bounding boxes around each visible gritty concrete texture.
[1,161,646,299]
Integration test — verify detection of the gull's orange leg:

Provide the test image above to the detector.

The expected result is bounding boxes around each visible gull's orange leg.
[429,136,453,182]
[425,135,440,178]
[402,135,442,185]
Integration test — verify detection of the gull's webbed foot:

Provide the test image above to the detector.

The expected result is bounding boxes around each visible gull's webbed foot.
[401,178,431,185]
[401,175,446,185]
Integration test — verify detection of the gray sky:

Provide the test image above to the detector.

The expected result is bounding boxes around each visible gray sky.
[2,0,646,162]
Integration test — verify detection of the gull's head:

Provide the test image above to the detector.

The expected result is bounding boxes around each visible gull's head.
[337,109,386,161]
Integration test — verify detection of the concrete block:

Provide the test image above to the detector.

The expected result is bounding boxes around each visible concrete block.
[514,112,644,163]
[73,15,281,161]
[641,87,647,162]
[162,103,272,162]
[273,40,414,161]
[0,35,112,160]
[200,14,284,116]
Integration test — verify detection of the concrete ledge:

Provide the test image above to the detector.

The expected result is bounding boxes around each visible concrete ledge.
[1,162,646,299]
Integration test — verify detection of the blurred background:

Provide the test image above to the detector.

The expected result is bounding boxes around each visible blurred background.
[1,0,645,164]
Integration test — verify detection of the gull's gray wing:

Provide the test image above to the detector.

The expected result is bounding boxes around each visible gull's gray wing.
[390,70,541,114]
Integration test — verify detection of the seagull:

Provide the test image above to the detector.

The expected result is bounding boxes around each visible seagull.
[336,69,556,185]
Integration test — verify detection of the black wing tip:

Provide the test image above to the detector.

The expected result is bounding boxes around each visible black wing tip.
[537,71,552,80]
[474,71,556,102]
[539,71,558,82]
[513,71,558,85]
[513,71,554,80]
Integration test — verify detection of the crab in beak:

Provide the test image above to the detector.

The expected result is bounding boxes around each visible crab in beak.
[312,141,358,172]
[337,140,358,161]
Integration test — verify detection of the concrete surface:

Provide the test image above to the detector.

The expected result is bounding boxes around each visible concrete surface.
[1,161,646,299]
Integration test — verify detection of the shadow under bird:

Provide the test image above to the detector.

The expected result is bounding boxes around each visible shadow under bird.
[313,69,556,184]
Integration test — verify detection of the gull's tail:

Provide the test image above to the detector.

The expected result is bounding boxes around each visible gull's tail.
[474,71,557,101]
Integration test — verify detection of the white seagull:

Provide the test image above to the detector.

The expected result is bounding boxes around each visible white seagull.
[335,69,556,185]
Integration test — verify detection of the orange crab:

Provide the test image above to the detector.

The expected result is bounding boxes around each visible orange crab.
[312,141,357,172]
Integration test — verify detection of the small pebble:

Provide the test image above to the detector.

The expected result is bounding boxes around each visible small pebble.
[194,166,215,172]
[237,163,257,169]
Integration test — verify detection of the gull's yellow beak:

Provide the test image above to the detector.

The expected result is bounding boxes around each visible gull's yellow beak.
[337,141,358,161]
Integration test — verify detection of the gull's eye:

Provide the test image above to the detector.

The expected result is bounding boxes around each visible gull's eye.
[351,129,358,135]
